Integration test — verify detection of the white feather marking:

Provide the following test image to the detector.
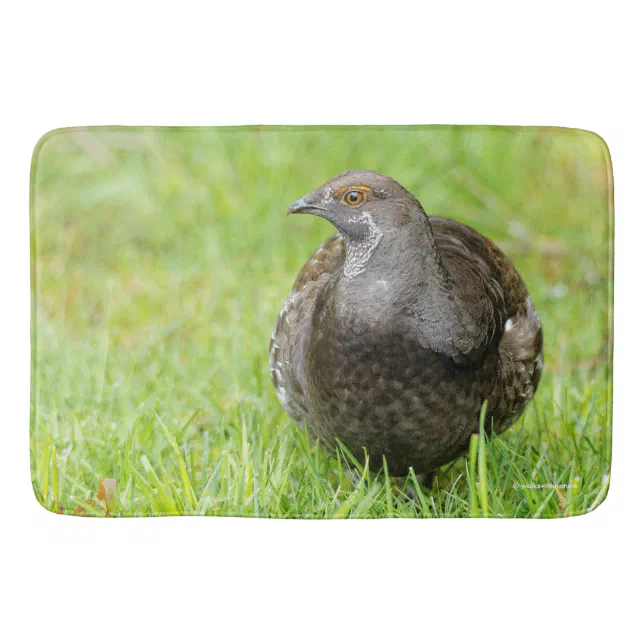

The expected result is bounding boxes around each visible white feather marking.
[342,212,383,279]
[276,385,288,407]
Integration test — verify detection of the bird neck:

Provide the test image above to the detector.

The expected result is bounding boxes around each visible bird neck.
[342,215,453,294]
[339,213,384,279]
[337,213,492,362]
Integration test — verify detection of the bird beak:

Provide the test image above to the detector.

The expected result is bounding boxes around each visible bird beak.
[287,196,329,217]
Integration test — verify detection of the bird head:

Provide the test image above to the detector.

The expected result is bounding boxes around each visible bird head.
[287,170,424,242]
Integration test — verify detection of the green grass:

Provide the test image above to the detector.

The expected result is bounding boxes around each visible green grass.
[30,126,613,518]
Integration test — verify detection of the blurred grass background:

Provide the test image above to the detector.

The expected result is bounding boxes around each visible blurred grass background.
[30,126,612,518]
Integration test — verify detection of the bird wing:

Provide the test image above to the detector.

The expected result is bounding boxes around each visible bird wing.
[429,216,528,320]
[427,216,532,364]
[430,217,543,424]
[269,233,345,422]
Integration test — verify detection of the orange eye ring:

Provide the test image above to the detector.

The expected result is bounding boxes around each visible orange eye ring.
[343,190,365,206]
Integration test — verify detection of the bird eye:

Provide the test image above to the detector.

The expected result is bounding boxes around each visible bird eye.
[344,190,364,206]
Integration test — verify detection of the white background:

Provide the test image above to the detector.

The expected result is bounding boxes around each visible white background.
[1,2,641,643]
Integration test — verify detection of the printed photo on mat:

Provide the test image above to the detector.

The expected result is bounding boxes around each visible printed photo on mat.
[30,126,613,518]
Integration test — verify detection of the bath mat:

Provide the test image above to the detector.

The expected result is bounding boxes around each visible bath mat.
[30,126,613,518]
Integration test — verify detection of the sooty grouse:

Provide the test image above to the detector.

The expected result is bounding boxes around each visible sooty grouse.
[269,170,543,480]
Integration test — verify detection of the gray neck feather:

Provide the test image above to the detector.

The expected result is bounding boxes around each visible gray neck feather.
[336,213,489,360]
[341,212,383,279]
